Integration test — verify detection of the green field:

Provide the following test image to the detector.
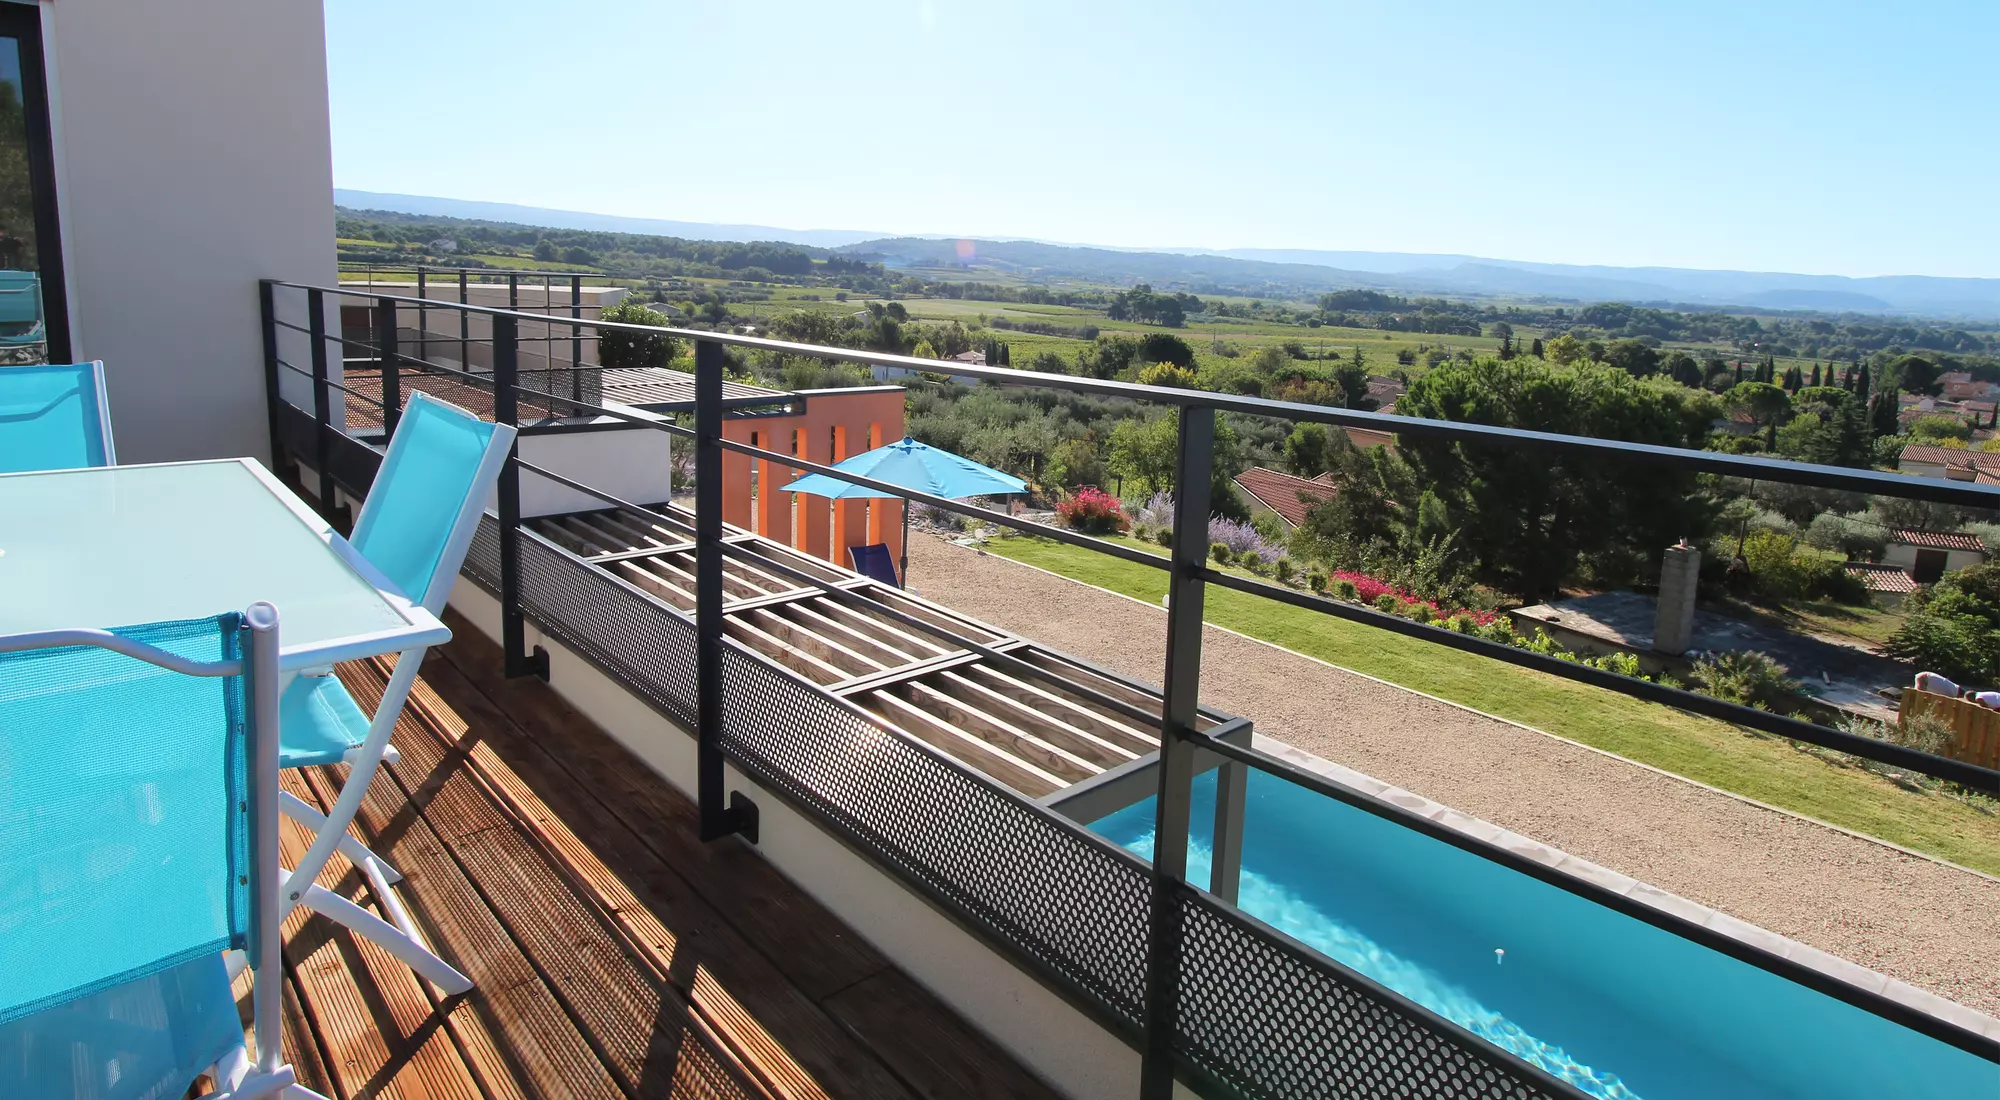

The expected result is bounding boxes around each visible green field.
[982,532,2000,876]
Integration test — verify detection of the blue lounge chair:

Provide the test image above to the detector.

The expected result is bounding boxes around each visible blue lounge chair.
[274,391,512,994]
[0,270,40,325]
[0,604,325,1099]
[850,542,902,587]
[0,361,115,472]
[0,271,45,353]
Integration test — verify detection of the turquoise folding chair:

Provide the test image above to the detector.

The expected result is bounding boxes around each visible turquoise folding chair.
[0,361,115,472]
[0,271,43,353]
[274,392,511,994]
[0,604,326,1099]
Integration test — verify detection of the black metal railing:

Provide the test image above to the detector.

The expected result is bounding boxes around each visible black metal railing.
[260,279,2000,1099]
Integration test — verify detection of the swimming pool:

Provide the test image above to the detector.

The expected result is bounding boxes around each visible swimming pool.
[1090,769,1999,1099]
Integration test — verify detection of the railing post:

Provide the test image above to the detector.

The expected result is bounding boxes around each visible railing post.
[1140,404,1213,1100]
[493,312,549,681]
[458,270,470,371]
[305,287,336,518]
[415,267,428,371]
[696,337,755,842]
[570,273,584,405]
[259,280,283,470]
[376,295,401,439]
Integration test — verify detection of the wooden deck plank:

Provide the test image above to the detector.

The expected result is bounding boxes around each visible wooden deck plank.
[424,617,1062,1100]
[266,614,1060,1100]
[295,765,526,1100]
[276,771,425,1100]
[339,665,765,1100]
[397,652,922,1100]
[333,674,637,1100]
[821,971,1061,1100]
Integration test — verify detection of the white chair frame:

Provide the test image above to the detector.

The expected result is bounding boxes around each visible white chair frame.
[272,393,514,995]
[0,605,330,1099]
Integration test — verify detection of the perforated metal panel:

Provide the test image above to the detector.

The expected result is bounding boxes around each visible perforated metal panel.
[1175,888,1582,1099]
[462,514,1589,1098]
[717,642,1153,1025]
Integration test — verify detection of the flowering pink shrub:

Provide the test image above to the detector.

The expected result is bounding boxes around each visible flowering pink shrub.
[1327,569,1497,625]
[1057,486,1130,534]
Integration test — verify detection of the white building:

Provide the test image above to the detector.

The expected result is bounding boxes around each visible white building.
[1882,528,1987,584]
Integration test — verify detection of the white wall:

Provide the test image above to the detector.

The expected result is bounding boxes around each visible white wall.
[517,425,676,518]
[38,0,336,462]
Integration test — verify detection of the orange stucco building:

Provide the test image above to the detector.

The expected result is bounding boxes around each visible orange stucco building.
[721,386,908,574]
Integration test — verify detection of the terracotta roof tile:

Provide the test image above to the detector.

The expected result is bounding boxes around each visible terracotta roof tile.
[1232,466,1336,529]
[1889,528,1987,552]
[1899,443,2000,473]
[1845,563,1917,593]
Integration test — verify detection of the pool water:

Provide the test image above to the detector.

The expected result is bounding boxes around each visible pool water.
[1091,770,1998,1100]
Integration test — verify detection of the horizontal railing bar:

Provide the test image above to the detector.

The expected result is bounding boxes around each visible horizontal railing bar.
[276,316,603,345]
[273,358,390,408]
[715,436,1168,569]
[267,279,2000,507]
[1200,568,2000,793]
[1183,725,2000,1062]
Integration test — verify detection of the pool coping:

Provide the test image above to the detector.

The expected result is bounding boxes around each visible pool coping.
[1252,733,2000,1048]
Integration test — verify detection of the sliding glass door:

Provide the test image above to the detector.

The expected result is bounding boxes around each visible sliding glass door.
[0,2,66,363]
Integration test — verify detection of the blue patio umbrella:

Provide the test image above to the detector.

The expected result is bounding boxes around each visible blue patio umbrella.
[780,436,1027,584]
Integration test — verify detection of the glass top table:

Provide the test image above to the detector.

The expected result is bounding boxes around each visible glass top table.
[0,458,448,668]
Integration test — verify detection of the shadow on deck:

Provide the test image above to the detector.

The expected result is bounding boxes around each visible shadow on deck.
[252,609,1058,1100]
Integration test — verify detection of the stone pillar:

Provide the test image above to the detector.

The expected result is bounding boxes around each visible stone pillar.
[1655,543,1701,655]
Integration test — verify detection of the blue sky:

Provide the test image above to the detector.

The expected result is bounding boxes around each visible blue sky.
[325,1,2000,278]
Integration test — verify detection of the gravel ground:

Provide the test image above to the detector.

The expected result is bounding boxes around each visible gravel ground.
[907,532,2000,1016]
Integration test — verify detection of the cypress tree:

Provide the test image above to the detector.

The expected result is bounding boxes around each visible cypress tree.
[1857,363,1871,403]
[1530,337,1544,359]
[1734,362,1745,385]
[1868,391,1897,437]
[1810,362,1821,387]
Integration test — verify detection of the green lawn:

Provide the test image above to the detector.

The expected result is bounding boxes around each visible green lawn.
[983,533,2000,876]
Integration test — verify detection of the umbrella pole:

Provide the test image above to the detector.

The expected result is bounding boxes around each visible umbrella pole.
[900,498,910,588]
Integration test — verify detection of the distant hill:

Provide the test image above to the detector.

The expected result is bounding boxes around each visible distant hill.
[1203,247,1991,318]
[332,190,2000,320]
[333,190,889,249]
[840,236,1395,298]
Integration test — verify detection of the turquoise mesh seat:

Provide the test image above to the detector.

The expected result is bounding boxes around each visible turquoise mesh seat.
[278,393,503,771]
[278,671,371,768]
[0,615,256,1098]
[0,362,116,473]
[349,392,503,609]
[0,271,40,326]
